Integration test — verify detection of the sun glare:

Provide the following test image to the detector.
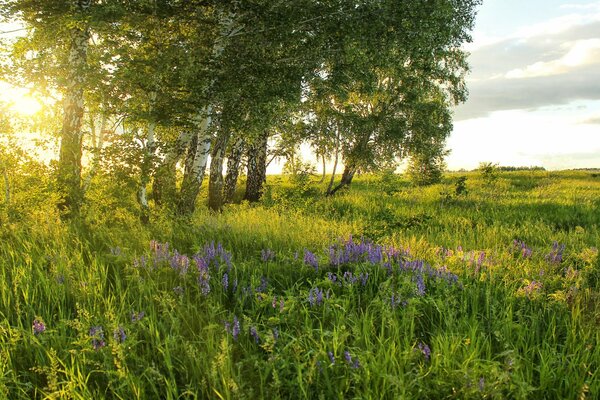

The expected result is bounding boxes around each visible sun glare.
[10,94,43,116]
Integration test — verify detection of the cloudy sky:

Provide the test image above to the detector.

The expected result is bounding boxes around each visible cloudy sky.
[447,0,600,170]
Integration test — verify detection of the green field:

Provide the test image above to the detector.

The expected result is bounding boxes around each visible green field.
[1,170,599,399]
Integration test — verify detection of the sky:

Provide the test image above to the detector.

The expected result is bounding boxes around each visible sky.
[448,0,600,170]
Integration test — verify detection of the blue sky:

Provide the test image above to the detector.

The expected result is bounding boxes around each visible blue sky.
[448,0,600,170]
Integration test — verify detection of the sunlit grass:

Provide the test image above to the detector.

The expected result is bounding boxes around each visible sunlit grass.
[0,170,599,398]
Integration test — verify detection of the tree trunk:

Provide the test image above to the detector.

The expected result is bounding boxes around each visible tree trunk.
[83,112,107,191]
[152,130,192,206]
[244,132,268,202]
[223,137,244,204]
[138,93,157,223]
[328,165,355,196]
[326,145,339,195]
[319,153,327,183]
[56,1,91,216]
[207,127,231,211]
[177,110,213,215]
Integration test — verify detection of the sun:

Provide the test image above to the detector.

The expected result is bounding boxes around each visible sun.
[10,93,43,117]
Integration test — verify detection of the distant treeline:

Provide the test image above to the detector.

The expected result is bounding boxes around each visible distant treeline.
[451,166,547,173]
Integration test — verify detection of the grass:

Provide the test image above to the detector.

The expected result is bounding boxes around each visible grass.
[0,170,599,399]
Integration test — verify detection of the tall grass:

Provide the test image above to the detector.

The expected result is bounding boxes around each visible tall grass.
[0,170,598,398]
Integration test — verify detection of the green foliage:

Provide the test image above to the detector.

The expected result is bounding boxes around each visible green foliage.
[479,162,500,184]
[406,150,447,187]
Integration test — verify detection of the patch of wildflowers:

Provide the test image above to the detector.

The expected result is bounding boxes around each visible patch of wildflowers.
[113,326,126,343]
[418,342,431,361]
[546,241,565,264]
[131,311,145,322]
[328,351,335,364]
[32,319,46,335]
[89,326,106,350]
[261,249,276,262]
[303,249,319,271]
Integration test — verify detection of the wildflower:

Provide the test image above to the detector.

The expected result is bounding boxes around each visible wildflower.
[32,319,46,335]
[328,351,335,364]
[308,287,325,306]
[131,311,145,322]
[418,342,431,361]
[261,249,275,262]
[344,351,352,364]
[232,316,240,341]
[359,273,369,286]
[222,273,229,291]
[478,377,485,391]
[303,249,319,271]
[89,326,106,350]
[279,298,285,312]
[272,327,279,341]
[113,326,126,343]
[546,241,565,264]
[414,274,426,296]
[250,326,260,343]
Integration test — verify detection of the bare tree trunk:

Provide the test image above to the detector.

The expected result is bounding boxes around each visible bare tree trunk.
[152,130,192,206]
[56,0,92,216]
[319,153,327,183]
[327,164,356,196]
[326,147,339,195]
[83,111,107,191]
[244,132,268,202]
[178,111,213,215]
[138,92,157,223]
[207,127,231,211]
[223,137,244,204]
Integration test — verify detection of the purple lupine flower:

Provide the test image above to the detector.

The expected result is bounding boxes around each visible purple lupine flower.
[250,326,260,343]
[343,271,358,285]
[232,316,240,341]
[272,296,278,308]
[222,273,229,291]
[308,288,325,306]
[131,311,145,322]
[89,326,106,350]
[521,280,543,296]
[478,377,485,391]
[303,249,319,271]
[32,319,46,335]
[272,327,279,341]
[352,358,361,369]
[359,273,369,286]
[418,342,431,361]
[414,274,426,296]
[328,351,335,364]
[546,241,565,264]
[344,351,352,364]
[261,249,276,262]
[327,272,338,284]
[113,326,126,343]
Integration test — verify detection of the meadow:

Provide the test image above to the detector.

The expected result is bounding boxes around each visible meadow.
[1,169,599,399]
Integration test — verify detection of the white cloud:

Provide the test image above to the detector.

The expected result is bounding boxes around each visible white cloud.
[505,38,600,79]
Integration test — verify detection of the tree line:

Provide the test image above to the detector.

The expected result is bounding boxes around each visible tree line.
[1,0,481,220]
